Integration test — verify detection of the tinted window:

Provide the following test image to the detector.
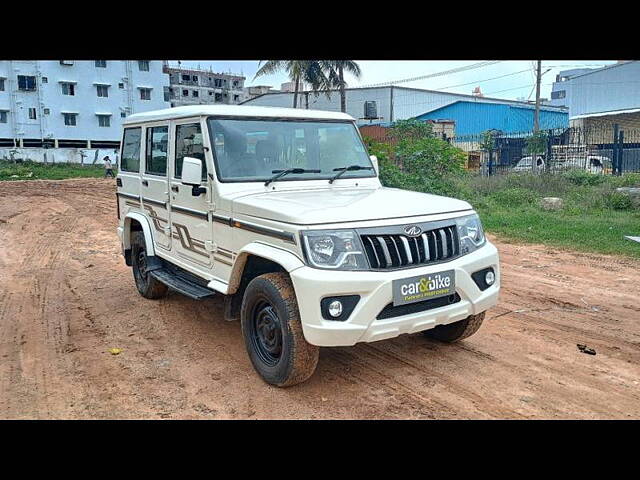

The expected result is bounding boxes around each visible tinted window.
[121,127,142,172]
[175,123,206,180]
[145,126,168,176]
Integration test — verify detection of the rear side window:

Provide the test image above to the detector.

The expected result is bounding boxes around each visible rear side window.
[120,127,142,172]
[145,126,168,176]
[175,123,206,180]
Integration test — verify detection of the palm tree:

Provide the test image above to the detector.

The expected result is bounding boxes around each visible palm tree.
[323,60,362,113]
[254,61,331,109]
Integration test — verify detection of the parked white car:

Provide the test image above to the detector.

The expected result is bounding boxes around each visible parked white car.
[513,154,608,174]
[116,105,500,386]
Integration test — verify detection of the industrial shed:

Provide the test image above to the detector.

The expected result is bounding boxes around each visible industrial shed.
[241,86,568,137]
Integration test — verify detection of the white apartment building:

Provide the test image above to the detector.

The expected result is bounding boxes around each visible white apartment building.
[0,60,170,148]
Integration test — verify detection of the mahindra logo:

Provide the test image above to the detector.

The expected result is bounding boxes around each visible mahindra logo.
[404,225,422,237]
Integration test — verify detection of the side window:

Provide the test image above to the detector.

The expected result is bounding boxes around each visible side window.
[175,123,206,180]
[120,127,142,172]
[145,126,168,176]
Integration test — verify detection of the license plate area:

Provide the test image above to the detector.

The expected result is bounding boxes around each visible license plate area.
[392,269,455,306]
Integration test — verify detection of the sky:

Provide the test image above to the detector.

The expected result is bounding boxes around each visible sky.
[170,60,617,101]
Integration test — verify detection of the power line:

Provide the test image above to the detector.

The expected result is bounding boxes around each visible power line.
[434,68,531,91]
[358,61,502,88]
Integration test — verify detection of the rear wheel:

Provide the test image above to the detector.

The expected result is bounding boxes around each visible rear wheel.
[423,312,485,343]
[131,231,168,299]
[241,272,319,387]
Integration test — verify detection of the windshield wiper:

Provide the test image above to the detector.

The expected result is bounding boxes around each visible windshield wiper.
[264,168,321,186]
[329,165,374,184]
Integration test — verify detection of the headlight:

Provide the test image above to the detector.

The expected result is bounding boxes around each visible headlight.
[301,229,368,270]
[456,213,486,254]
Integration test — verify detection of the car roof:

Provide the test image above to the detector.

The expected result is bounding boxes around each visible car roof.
[123,105,355,124]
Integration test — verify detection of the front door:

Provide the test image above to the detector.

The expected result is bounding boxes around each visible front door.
[141,124,171,250]
[169,121,213,268]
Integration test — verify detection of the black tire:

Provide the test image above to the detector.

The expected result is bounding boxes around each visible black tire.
[423,312,485,343]
[241,272,319,387]
[131,231,168,299]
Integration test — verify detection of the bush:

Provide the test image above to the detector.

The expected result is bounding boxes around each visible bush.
[562,169,606,186]
[604,191,633,210]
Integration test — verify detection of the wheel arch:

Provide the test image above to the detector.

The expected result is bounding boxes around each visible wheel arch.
[123,212,156,257]
[227,243,305,295]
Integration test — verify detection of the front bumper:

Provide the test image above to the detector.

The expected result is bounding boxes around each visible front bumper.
[290,241,500,346]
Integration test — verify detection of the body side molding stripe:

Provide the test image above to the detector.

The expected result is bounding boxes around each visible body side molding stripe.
[117,192,140,201]
[172,205,209,220]
[142,197,167,208]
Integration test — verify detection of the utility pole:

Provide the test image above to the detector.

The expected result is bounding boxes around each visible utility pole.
[533,60,542,133]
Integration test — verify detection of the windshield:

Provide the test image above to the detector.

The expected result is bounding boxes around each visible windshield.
[207,117,374,182]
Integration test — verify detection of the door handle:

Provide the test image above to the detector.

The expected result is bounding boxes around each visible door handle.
[171,185,179,192]
[142,180,149,187]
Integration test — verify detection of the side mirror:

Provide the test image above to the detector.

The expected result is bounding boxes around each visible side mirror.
[182,157,206,196]
[369,155,379,176]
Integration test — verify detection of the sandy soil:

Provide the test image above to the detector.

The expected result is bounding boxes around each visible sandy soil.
[0,178,639,419]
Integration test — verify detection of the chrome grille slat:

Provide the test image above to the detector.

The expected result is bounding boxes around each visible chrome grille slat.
[362,224,459,270]
[400,236,413,264]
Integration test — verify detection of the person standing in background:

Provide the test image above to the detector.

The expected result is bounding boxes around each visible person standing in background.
[103,155,115,178]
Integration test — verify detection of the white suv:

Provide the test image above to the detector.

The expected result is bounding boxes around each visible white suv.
[116,105,500,386]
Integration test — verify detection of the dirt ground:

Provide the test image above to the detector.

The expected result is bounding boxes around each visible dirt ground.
[1,178,639,419]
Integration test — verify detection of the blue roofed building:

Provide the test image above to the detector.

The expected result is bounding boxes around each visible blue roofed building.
[413,100,569,136]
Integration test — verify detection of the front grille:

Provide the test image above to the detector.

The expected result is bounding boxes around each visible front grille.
[361,225,459,270]
[376,293,461,320]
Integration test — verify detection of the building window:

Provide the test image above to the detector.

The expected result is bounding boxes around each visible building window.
[28,108,37,120]
[95,60,107,68]
[138,60,150,71]
[63,113,77,126]
[215,93,222,102]
[192,75,198,83]
[232,80,239,88]
[59,60,74,66]
[44,108,50,115]
[145,126,169,176]
[42,77,48,83]
[193,90,199,98]
[214,78,222,88]
[121,112,127,118]
[61,82,75,96]
[182,74,190,82]
[551,90,566,100]
[233,94,240,102]
[0,78,4,91]
[175,123,206,180]
[119,83,124,89]
[121,127,142,172]
[208,91,213,96]
[18,75,37,91]
[139,88,151,100]
[0,111,8,123]
[97,115,111,127]
[96,85,109,97]
[182,89,188,97]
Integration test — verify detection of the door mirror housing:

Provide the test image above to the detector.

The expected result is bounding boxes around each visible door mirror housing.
[369,155,379,176]
[182,157,203,186]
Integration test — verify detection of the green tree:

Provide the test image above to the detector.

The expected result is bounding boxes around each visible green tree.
[254,60,331,108]
[323,60,362,113]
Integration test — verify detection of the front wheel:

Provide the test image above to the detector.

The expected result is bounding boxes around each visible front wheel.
[423,312,486,343]
[241,272,319,387]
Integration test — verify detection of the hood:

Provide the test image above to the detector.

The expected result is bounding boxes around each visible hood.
[232,186,473,225]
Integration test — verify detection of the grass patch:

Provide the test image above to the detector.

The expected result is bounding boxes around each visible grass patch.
[453,172,640,259]
[0,161,109,181]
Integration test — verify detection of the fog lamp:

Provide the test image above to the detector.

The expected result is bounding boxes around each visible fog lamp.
[328,300,343,318]
[485,270,495,286]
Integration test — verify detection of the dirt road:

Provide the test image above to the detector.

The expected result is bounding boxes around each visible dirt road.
[1,178,639,419]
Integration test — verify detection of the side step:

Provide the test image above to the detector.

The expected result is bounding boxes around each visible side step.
[150,268,216,300]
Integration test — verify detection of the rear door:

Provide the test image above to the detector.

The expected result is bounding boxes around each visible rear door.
[169,120,213,268]
[141,124,172,251]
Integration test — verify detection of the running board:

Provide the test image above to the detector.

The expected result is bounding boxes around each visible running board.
[150,269,216,300]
